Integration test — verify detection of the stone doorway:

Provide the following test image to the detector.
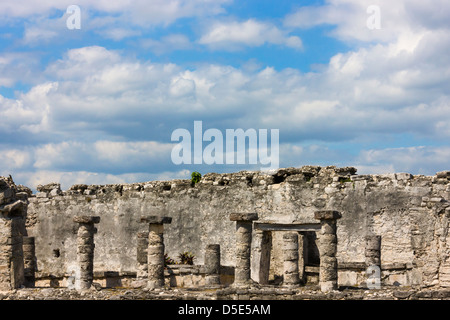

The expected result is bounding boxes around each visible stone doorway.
[251,222,321,285]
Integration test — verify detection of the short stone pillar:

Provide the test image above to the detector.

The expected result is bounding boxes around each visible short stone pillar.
[23,236,36,288]
[0,177,27,291]
[141,216,172,289]
[136,231,149,280]
[204,244,221,286]
[251,229,271,285]
[314,210,341,292]
[229,212,258,286]
[283,232,300,286]
[73,216,100,290]
[0,216,25,290]
[365,235,381,289]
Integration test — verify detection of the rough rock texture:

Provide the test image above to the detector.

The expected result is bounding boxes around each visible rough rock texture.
[0,176,27,290]
[1,286,450,300]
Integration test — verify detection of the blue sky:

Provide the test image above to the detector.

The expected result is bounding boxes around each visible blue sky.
[1,0,450,190]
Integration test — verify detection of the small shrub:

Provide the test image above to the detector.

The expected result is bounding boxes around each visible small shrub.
[191,171,201,185]
[178,251,195,265]
[339,177,352,184]
[164,253,176,266]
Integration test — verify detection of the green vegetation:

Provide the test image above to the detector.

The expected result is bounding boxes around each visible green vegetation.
[191,171,201,185]
[164,253,176,266]
[164,252,196,266]
[178,251,195,265]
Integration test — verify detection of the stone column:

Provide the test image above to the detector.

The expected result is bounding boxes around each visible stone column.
[298,233,306,283]
[251,229,271,285]
[141,216,172,289]
[314,210,341,292]
[136,231,149,280]
[0,214,25,290]
[204,244,221,286]
[23,236,36,288]
[229,212,258,286]
[283,232,300,286]
[73,216,100,290]
[365,235,381,289]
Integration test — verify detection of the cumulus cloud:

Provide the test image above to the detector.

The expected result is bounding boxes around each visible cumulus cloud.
[0,52,41,87]
[0,0,231,26]
[199,19,302,50]
[6,169,190,192]
[0,139,180,190]
[356,146,450,175]
[285,0,450,43]
[2,33,450,144]
[140,34,192,54]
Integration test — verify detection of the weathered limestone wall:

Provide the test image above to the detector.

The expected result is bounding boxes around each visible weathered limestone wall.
[19,166,450,288]
[0,176,28,290]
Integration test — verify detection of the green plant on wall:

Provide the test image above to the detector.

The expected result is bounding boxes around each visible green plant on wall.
[191,171,201,185]
[164,253,176,266]
[178,251,195,265]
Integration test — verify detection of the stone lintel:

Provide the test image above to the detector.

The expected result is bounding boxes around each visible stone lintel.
[229,212,258,222]
[254,222,320,232]
[140,215,172,224]
[73,216,101,224]
[314,210,341,221]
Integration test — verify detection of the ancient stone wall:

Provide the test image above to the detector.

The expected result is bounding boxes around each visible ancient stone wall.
[6,166,450,288]
[0,176,28,290]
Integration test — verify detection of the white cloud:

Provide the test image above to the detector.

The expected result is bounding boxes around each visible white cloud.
[22,17,62,45]
[0,139,178,187]
[2,34,449,143]
[0,82,55,134]
[100,28,141,41]
[0,52,41,87]
[0,148,32,169]
[94,140,174,166]
[356,146,450,175]
[285,0,450,43]
[0,0,231,26]
[199,19,302,50]
[141,34,192,54]
[5,169,190,192]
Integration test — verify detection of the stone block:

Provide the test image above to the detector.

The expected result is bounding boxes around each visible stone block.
[140,216,172,224]
[36,192,48,198]
[396,173,413,180]
[73,216,100,224]
[314,210,341,220]
[320,234,337,244]
[229,212,258,221]
[49,189,62,197]
[436,171,450,179]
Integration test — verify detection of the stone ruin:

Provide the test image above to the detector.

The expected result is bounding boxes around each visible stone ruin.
[1,165,450,299]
